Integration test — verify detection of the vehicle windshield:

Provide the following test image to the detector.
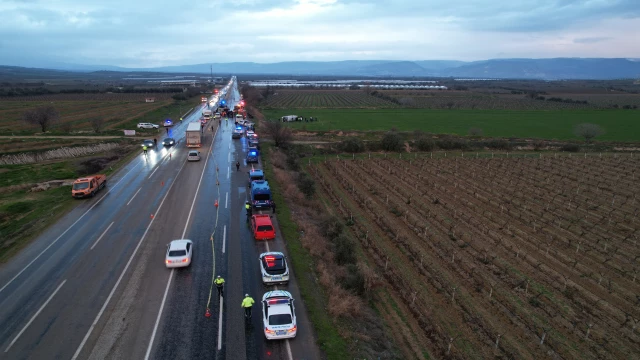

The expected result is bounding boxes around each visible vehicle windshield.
[189,152,198,156]
[168,250,187,257]
[254,194,270,201]
[257,225,274,232]
[250,176,264,181]
[263,257,286,274]
[73,182,90,190]
[269,314,292,326]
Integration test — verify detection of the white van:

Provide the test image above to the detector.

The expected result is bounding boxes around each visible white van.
[281,115,297,122]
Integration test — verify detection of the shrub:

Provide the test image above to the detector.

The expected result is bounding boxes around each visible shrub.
[320,216,344,239]
[340,264,366,295]
[339,138,365,153]
[436,139,472,151]
[560,144,580,152]
[381,131,402,152]
[285,150,300,171]
[414,137,435,152]
[333,234,357,265]
[468,127,483,136]
[485,139,513,150]
[296,173,316,199]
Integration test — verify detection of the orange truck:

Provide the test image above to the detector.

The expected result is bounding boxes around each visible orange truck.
[71,174,107,198]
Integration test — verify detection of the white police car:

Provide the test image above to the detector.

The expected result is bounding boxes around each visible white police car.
[259,252,289,285]
[261,290,297,340]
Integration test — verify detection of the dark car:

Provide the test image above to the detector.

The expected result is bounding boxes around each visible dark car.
[163,137,176,146]
[142,139,155,148]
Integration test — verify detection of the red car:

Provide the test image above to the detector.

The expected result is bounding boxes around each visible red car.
[251,214,276,240]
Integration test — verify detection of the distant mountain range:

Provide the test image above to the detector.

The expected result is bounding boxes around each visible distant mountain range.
[2,58,640,80]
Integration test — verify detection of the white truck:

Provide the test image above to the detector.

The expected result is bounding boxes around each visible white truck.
[203,109,212,120]
[186,122,202,147]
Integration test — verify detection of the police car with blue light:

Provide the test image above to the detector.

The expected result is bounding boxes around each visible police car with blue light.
[246,148,259,163]
[261,290,297,340]
[259,252,289,285]
[232,126,243,139]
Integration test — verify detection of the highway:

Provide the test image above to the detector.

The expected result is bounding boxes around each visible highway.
[0,77,322,360]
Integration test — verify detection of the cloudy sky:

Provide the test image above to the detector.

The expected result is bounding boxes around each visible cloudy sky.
[0,0,639,68]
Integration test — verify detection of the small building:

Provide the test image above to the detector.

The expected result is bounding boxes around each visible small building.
[145,97,156,103]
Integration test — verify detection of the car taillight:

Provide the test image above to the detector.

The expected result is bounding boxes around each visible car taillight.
[288,326,297,333]
[182,258,188,262]
[265,328,275,334]
[165,260,170,264]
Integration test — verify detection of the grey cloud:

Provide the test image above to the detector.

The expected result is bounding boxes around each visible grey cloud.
[573,37,612,44]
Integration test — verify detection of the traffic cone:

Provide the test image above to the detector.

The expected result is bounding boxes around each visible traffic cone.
[205,308,211,318]
[150,214,154,219]
[161,181,164,186]
[214,200,219,208]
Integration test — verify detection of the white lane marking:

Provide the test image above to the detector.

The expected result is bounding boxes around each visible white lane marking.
[145,123,217,360]
[217,296,224,350]
[71,159,188,360]
[90,222,115,250]
[285,340,293,360]
[265,241,270,252]
[227,152,230,162]
[144,269,174,360]
[225,192,228,209]
[0,163,139,295]
[227,166,230,179]
[126,188,141,206]
[222,226,226,254]
[148,166,160,179]
[5,280,67,353]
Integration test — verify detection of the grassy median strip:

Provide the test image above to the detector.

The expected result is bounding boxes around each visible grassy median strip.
[261,145,349,359]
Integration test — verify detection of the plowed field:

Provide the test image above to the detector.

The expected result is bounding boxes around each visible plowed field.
[312,154,640,359]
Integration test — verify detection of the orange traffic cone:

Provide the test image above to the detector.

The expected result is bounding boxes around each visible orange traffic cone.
[214,200,219,208]
[150,214,154,219]
[205,308,211,317]
[161,181,164,186]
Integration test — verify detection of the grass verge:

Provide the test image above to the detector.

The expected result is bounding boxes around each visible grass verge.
[261,144,349,359]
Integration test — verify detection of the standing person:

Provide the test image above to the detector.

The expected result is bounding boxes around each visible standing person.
[271,201,276,214]
[214,276,225,297]
[241,294,255,319]
[236,161,240,171]
[153,138,157,147]
[143,145,148,155]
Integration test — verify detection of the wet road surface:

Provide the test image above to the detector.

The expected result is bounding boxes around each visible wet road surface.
[0,78,322,360]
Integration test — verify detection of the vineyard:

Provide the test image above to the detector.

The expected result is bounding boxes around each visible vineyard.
[312,154,640,359]
[0,93,173,134]
[262,90,398,108]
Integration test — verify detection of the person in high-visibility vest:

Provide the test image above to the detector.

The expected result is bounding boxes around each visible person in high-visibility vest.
[143,145,148,155]
[245,201,252,216]
[214,276,225,297]
[241,294,255,318]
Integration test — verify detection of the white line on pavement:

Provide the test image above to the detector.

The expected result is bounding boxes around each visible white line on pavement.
[225,192,228,209]
[0,163,139,295]
[227,166,230,179]
[148,166,160,179]
[144,123,218,360]
[144,269,174,360]
[217,297,224,350]
[90,222,114,250]
[5,280,67,353]
[126,188,141,206]
[222,226,226,254]
[71,159,188,360]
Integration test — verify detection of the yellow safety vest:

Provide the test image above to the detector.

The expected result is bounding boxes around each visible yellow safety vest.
[214,278,225,286]
[241,297,255,308]
[143,146,147,150]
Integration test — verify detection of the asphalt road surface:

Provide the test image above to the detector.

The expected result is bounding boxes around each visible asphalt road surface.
[0,78,322,360]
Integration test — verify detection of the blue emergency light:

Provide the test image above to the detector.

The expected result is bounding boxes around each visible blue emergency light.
[268,298,290,305]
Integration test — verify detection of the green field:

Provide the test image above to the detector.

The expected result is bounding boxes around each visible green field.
[262,108,640,142]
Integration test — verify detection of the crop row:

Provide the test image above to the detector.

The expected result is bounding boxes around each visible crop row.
[262,90,398,108]
[312,155,640,359]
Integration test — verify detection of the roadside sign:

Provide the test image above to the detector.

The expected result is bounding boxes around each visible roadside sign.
[124,130,136,136]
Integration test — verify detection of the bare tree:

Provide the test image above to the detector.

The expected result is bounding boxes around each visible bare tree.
[262,119,293,148]
[574,123,604,143]
[23,106,59,132]
[91,117,104,133]
[398,97,415,107]
[468,127,483,136]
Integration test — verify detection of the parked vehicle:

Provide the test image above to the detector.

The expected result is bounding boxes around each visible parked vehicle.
[72,174,107,198]
[251,214,276,240]
[261,290,297,340]
[186,122,202,147]
[246,149,259,163]
[248,169,265,185]
[137,122,159,129]
[163,119,173,127]
[187,150,201,161]
[259,252,289,285]
[251,180,272,209]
